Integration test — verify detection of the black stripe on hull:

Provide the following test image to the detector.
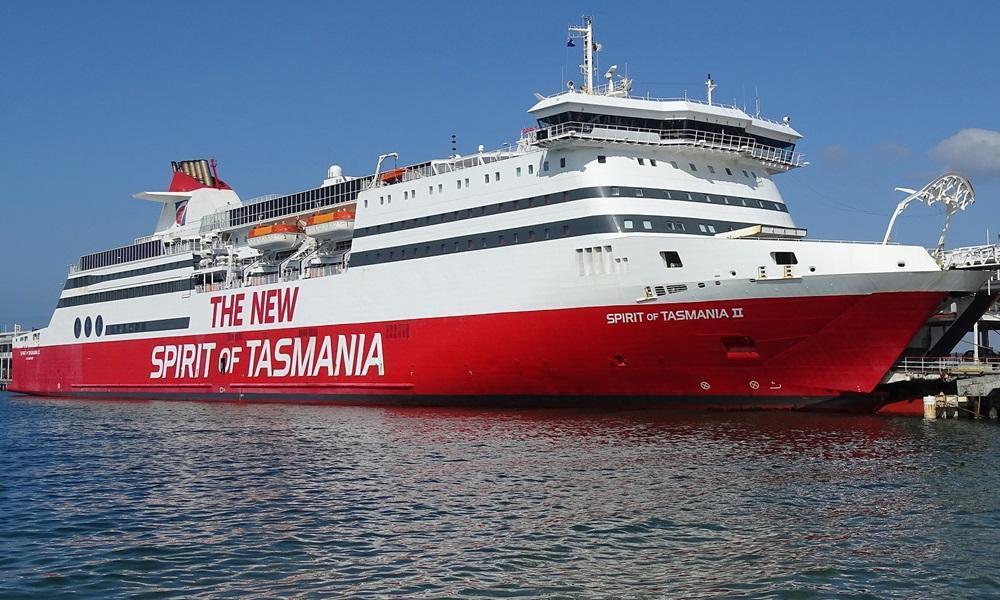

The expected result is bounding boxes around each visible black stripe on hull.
[8,391,885,414]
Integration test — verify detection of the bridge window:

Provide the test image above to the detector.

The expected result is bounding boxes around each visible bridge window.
[708,165,716,174]
[528,164,534,175]
[726,168,733,175]
[650,159,657,166]
[689,163,697,171]
[560,158,566,168]
[543,161,549,172]
[637,158,645,165]
[597,155,606,164]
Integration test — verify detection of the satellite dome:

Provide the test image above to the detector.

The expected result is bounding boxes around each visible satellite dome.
[327,164,343,179]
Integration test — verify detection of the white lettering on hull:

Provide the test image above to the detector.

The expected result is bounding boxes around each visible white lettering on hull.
[149,334,384,380]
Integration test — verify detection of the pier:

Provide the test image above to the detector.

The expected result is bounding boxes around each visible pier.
[880,243,1000,419]
[0,325,19,391]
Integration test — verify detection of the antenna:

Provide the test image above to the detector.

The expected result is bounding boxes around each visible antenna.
[450,134,457,158]
[754,87,761,118]
[705,73,717,106]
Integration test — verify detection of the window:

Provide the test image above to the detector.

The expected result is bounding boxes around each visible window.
[485,174,490,183]
[637,158,645,165]
[495,171,500,181]
[498,235,505,245]
[611,187,620,196]
[438,184,443,193]
[660,251,683,268]
[528,164,534,174]
[635,189,643,197]
[411,189,416,198]
[543,161,549,171]
[428,186,433,195]
[364,199,369,208]
[387,194,391,203]
[516,166,522,176]
[528,230,536,241]
[707,165,716,174]
[404,191,409,199]
[751,171,758,179]
[643,220,653,230]
[562,225,569,236]
[379,196,384,205]
[742,170,750,178]
[457,180,462,189]
[689,163,697,171]
[559,157,566,168]
[464,178,469,187]
[650,159,657,166]
[597,155,606,164]
[670,161,678,168]
[707,224,716,233]
[771,251,798,265]
[624,220,634,229]
[676,223,685,231]
[725,168,733,175]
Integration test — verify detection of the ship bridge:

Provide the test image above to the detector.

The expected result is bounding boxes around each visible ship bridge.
[526,16,805,174]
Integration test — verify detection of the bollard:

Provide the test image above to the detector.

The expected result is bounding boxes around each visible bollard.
[923,395,937,420]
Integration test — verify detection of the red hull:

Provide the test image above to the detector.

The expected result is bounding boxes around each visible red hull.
[12,292,945,412]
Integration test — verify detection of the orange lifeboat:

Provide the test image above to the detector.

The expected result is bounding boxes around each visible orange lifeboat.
[305,207,355,242]
[380,167,407,184]
[247,223,304,251]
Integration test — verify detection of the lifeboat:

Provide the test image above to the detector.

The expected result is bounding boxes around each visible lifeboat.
[247,223,305,251]
[380,167,407,184]
[304,208,355,242]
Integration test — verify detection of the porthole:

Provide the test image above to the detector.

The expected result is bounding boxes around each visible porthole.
[84,316,92,338]
[95,315,104,337]
[73,317,82,339]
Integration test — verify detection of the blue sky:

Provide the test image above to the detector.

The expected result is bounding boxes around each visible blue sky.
[2,1,999,327]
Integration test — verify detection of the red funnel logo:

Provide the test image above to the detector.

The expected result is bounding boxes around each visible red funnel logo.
[175,200,188,226]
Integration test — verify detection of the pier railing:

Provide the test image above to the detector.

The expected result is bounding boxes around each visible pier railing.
[894,356,1000,375]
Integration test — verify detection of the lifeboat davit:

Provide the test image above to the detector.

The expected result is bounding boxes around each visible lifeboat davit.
[304,208,355,242]
[247,223,305,251]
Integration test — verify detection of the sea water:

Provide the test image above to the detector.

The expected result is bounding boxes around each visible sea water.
[2,391,999,598]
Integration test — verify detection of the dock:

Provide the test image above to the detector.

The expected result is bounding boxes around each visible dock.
[0,325,19,391]
[880,243,1000,419]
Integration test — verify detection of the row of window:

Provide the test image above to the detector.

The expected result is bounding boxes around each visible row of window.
[369,161,553,208]
[222,175,372,229]
[65,259,194,290]
[355,185,785,240]
[73,315,104,339]
[0,343,11,353]
[79,239,164,272]
[350,215,617,267]
[351,213,758,268]
[608,154,759,180]
[58,278,193,308]
[105,317,191,336]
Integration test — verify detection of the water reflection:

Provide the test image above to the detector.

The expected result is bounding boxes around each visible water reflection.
[2,394,999,598]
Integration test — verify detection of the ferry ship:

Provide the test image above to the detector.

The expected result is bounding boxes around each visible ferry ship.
[11,18,988,411]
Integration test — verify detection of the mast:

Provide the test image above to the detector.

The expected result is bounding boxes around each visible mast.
[568,16,597,94]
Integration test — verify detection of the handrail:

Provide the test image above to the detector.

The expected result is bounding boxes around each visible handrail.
[530,122,806,168]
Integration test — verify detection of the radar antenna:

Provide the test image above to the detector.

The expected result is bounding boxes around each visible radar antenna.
[881,172,976,254]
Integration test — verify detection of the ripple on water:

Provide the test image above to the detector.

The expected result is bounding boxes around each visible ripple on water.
[2,394,1000,598]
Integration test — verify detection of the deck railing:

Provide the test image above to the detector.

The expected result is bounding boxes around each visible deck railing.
[531,122,806,169]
